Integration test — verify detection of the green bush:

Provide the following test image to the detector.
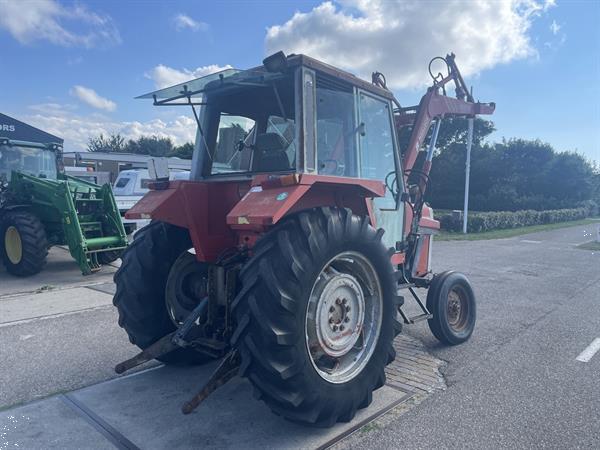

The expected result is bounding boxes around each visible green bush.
[578,200,599,217]
[436,207,589,233]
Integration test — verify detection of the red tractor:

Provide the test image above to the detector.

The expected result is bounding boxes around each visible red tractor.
[114,52,495,427]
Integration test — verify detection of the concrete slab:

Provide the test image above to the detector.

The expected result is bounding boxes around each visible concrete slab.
[0,287,113,325]
[0,396,113,450]
[76,363,408,449]
[86,282,117,296]
[0,247,116,298]
[3,362,408,449]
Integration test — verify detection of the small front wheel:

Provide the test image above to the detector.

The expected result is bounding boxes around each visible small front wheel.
[426,272,476,345]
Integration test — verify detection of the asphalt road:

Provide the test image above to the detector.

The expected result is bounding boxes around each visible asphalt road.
[0,248,139,409]
[343,222,600,449]
[1,223,599,449]
[0,246,117,297]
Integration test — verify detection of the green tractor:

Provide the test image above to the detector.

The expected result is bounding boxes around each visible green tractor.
[0,138,128,276]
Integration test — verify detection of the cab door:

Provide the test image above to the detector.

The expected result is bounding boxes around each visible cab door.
[356,90,404,250]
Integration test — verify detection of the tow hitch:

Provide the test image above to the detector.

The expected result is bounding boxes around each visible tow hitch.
[115,298,236,413]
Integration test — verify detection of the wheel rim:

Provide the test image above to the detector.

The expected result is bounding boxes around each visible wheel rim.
[165,250,209,326]
[5,226,23,265]
[306,251,383,384]
[447,286,469,331]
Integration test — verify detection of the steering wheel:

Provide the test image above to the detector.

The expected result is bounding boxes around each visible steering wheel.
[384,170,398,198]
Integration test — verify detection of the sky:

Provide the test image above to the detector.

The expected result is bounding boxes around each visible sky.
[0,0,599,163]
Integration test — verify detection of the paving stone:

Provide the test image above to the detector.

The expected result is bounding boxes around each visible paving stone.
[385,334,446,395]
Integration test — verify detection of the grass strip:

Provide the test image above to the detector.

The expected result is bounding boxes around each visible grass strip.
[437,218,599,241]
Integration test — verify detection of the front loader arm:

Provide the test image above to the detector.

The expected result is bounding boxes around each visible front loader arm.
[388,54,495,279]
[398,54,495,180]
[400,90,495,177]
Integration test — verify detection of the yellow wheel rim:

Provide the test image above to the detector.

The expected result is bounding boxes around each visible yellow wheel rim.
[5,226,23,265]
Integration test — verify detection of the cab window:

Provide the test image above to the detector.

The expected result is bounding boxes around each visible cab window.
[207,76,296,176]
[316,84,358,177]
[210,115,255,175]
[358,92,397,209]
[266,115,296,169]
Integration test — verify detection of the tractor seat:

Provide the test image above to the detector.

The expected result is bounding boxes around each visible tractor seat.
[253,133,290,172]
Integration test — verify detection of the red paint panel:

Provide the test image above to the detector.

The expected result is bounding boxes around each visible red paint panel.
[419,217,440,230]
[391,252,405,265]
[228,176,383,230]
[420,204,440,230]
[402,203,440,234]
[126,176,385,261]
[125,188,180,221]
[300,174,385,197]
[227,184,311,228]
[125,180,246,262]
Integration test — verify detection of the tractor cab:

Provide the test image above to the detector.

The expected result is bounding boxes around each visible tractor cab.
[138,52,401,211]
[137,52,404,250]
[0,140,62,184]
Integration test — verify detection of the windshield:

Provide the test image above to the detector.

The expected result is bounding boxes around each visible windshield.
[0,144,58,183]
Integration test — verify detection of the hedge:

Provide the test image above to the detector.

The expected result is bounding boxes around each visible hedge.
[437,207,590,233]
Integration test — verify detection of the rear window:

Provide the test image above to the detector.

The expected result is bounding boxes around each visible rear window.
[115,177,130,188]
[140,179,151,189]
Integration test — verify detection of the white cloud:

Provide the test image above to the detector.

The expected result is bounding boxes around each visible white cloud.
[23,104,196,151]
[28,102,77,114]
[173,13,208,32]
[146,64,233,89]
[70,86,117,112]
[549,19,560,35]
[0,0,121,48]
[265,0,555,89]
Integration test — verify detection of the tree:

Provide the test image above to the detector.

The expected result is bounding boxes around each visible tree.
[397,117,495,156]
[87,133,126,153]
[426,134,598,212]
[168,142,194,159]
[124,135,174,157]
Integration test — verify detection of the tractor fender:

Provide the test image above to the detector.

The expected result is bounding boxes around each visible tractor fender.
[0,204,30,221]
[226,174,385,230]
[125,176,385,262]
[125,180,242,262]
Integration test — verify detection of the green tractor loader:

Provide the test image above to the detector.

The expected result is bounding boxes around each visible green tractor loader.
[0,138,128,276]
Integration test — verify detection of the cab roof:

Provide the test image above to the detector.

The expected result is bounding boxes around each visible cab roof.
[137,53,394,104]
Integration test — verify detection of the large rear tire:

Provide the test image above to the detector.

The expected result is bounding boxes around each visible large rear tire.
[0,211,48,277]
[232,208,402,427]
[113,221,212,365]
